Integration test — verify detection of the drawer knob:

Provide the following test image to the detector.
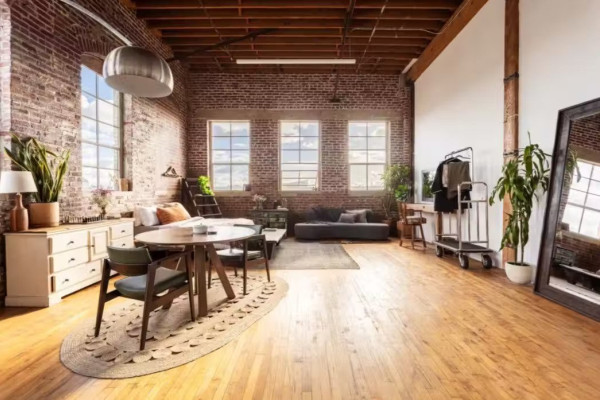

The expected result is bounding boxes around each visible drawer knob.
[63,278,70,283]
[67,240,75,245]
[121,243,126,247]
[90,268,96,273]
[121,229,126,233]
[68,257,76,262]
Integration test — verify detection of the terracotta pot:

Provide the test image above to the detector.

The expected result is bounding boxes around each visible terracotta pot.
[29,202,60,228]
[383,218,397,237]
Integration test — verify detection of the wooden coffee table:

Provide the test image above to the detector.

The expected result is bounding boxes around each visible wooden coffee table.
[263,228,287,259]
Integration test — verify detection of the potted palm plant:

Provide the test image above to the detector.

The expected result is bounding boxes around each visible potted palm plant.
[489,138,550,284]
[4,134,70,227]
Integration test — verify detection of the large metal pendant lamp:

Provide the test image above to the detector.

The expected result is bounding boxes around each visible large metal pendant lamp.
[103,46,174,98]
[59,0,174,98]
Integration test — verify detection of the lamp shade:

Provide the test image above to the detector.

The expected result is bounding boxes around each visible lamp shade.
[0,171,38,194]
[103,46,174,98]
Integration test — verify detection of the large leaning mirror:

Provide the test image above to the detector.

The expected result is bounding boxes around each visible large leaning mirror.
[536,97,600,321]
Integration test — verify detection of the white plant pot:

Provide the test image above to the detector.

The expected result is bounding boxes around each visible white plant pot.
[504,262,533,284]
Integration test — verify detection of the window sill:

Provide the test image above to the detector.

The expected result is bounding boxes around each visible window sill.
[349,190,385,197]
[213,191,252,197]
[560,229,600,245]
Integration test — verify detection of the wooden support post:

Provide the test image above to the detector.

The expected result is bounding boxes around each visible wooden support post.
[503,0,519,265]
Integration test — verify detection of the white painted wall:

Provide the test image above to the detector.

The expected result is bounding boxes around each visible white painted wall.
[520,0,600,270]
[414,0,505,265]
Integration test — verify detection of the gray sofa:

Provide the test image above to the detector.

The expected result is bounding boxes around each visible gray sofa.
[294,207,389,240]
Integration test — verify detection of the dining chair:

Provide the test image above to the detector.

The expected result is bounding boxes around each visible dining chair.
[398,203,427,250]
[211,224,270,295]
[95,246,195,350]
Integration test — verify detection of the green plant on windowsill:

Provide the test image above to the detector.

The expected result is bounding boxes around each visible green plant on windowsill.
[198,175,214,195]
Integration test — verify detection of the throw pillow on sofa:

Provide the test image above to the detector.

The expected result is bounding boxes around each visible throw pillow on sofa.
[346,209,369,223]
[163,202,192,220]
[134,206,160,227]
[156,204,190,225]
[312,206,344,222]
[338,213,358,223]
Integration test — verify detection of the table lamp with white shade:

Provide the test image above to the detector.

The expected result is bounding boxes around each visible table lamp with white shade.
[0,171,38,231]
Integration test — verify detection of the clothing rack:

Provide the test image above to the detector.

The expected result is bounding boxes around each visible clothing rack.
[434,146,494,269]
[445,146,474,181]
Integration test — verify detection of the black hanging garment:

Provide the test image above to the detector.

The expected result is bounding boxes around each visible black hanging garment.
[431,157,472,212]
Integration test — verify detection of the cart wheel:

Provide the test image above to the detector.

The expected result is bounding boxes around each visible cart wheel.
[482,255,493,269]
[458,254,469,269]
[435,246,443,258]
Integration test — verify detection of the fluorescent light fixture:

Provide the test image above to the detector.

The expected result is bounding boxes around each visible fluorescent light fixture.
[236,59,356,65]
[402,58,418,74]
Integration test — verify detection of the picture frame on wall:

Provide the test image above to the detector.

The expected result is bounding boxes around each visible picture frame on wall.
[421,170,435,203]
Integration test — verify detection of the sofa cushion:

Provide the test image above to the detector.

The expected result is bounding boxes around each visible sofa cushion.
[338,213,358,223]
[311,206,344,222]
[295,222,389,240]
[156,204,190,225]
[345,209,369,223]
[135,206,160,227]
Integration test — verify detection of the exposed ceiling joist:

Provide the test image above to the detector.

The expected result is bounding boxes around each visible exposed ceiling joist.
[133,0,461,10]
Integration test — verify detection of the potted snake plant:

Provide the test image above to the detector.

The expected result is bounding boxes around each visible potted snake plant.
[4,134,70,227]
[489,137,550,284]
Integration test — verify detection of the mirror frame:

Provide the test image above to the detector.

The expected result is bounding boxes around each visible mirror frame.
[535,97,600,321]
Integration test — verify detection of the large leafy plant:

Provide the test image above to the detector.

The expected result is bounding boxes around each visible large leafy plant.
[381,164,412,218]
[4,134,71,203]
[489,137,550,266]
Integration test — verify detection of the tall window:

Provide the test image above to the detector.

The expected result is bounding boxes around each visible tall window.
[348,121,388,190]
[280,121,319,191]
[80,65,122,190]
[562,160,600,239]
[210,121,250,191]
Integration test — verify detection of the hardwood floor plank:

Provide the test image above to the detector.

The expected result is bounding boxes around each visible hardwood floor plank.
[0,240,599,399]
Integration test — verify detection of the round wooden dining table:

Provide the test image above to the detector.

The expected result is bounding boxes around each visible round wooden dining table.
[135,225,256,317]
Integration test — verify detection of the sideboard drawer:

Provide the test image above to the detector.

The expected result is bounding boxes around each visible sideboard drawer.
[110,237,134,249]
[52,260,102,292]
[49,247,90,274]
[110,223,133,239]
[49,231,88,254]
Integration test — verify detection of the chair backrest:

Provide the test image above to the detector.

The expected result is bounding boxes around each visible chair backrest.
[235,224,263,234]
[398,203,413,224]
[106,246,152,276]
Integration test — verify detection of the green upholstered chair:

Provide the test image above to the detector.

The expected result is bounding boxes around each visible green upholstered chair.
[213,224,270,295]
[94,246,195,350]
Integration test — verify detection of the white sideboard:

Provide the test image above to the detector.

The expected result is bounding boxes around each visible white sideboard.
[5,218,135,307]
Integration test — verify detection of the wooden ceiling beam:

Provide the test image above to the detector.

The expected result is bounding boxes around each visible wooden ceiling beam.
[407,0,488,81]
[179,51,416,59]
[133,0,460,10]
[146,19,443,30]
[171,44,425,52]
[164,36,430,46]
[160,28,435,39]
[136,9,451,21]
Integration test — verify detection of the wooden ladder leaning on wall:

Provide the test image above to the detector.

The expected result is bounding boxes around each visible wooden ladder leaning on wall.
[181,178,223,218]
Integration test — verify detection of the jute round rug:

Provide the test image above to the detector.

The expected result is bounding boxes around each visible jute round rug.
[61,275,287,379]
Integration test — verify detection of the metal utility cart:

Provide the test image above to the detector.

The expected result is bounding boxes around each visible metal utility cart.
[433,147,494,269]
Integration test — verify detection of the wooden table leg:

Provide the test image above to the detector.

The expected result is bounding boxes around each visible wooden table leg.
[194,245,208,317]
[206,244,236,299]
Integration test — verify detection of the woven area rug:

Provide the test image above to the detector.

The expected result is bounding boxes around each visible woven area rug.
[270,240,359,270]
[61,275,287,379]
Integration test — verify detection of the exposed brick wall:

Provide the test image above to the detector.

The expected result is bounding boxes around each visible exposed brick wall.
[186,73,413,227]
[0,0,188,304]
[556,113,600,272]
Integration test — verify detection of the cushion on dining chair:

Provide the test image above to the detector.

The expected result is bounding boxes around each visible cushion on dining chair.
[114,267,188,300]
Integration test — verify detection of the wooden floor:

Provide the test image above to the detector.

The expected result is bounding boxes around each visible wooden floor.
[1,241,600,400]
